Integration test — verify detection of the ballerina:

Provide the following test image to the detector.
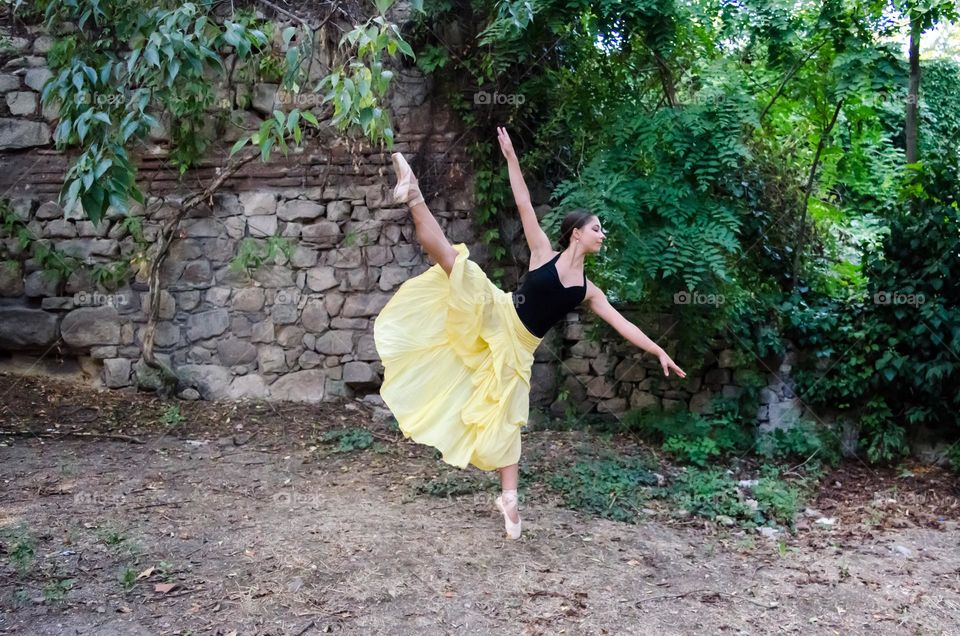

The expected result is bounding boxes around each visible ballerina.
[373,126,685,540]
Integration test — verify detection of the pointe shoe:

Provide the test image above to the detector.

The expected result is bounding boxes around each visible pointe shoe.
[390,152,424,206]
[495,491,522,540]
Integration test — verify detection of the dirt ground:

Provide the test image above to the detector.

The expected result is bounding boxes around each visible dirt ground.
[1,371,959,635]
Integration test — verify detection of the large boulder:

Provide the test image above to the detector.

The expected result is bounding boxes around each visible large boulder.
[0,307,58,349]
[186,308,229,341]
[269,369,326,402]
[176,364,231,400]
[0,117,50,149]
[60,306,121,347]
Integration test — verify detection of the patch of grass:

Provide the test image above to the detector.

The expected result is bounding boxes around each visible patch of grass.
[43,577,76,603]
[160,404,185,427]
[119,566,138,592]
[546,453,660,523]
[2,524,36,576]
[12,588,31,607]
[156,560,176,582]
[4,526,37,576]
[96,525,143,560]
[623,406,752,467]
[752,466,805,529]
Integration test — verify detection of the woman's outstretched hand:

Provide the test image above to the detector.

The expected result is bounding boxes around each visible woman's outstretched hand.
[497,126,517,162]
[658,350,687,378]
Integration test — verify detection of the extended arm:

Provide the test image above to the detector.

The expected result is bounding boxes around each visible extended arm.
[497,127,552,258]
[585,282,687,378]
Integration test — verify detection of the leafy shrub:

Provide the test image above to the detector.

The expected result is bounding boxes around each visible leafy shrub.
[751,465,805,529]
[667,465,807,529]
[858,398,908,464]
[668,468,752,522]
[625,404,752,466]
[547,454,659,523]
[756,419,843,468]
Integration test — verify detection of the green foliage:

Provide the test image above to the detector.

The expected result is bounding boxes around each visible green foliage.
[756,420,843,468]
[43,578,76,603]
[228,236,295,274]
[119,566,138,592]
[948,443,960,474]
[624,404,752,467]
[320,427,375,453]
[751,466,805,530]
[546,453,659,523]
[24,0,413,225]
[160,404,185,427]
[2,525,36,576]
[668,468,751,521]
[859,397,909,464]
[668,465,806,529]
[0,199,79,284]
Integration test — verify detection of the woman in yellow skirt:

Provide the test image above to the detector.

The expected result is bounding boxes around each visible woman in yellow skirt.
[374,127,686,539]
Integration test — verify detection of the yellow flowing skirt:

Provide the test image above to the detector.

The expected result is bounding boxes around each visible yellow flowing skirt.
[373,243,543,471]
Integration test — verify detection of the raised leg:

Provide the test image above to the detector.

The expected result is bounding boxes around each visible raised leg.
[408,195,458,276]
[391,153,458,276]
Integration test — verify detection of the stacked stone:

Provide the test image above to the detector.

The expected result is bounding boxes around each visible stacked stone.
[0,26,57,149]
[0,178,481,401]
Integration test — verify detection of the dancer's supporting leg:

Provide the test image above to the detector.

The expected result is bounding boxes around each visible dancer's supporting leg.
[497,464,520,524]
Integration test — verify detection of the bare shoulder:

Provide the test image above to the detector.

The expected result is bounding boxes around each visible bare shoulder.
[528,249,559,271]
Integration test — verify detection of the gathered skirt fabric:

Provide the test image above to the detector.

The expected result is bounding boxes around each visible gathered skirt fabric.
[373,243,543,471]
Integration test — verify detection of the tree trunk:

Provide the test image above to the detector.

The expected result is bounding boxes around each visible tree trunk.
[905,16,921,165]
[792,99,844,286]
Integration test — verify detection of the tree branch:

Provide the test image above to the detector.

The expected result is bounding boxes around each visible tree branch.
[759,41,827,123]
[141,149,261,395]
[791,98,844,286]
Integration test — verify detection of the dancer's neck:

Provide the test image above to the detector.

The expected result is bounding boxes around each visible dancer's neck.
[560,245,586,270]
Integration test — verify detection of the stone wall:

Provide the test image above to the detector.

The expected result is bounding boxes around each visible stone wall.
[525,310,809,432]
[0,20,480,405]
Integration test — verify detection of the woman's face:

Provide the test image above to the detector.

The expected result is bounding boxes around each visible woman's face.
[574,216,605,253]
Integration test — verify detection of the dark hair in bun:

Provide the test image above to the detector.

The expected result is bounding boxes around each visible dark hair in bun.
[555,208,596,250]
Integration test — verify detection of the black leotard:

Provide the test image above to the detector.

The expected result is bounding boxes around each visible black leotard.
[512,252,587,338]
